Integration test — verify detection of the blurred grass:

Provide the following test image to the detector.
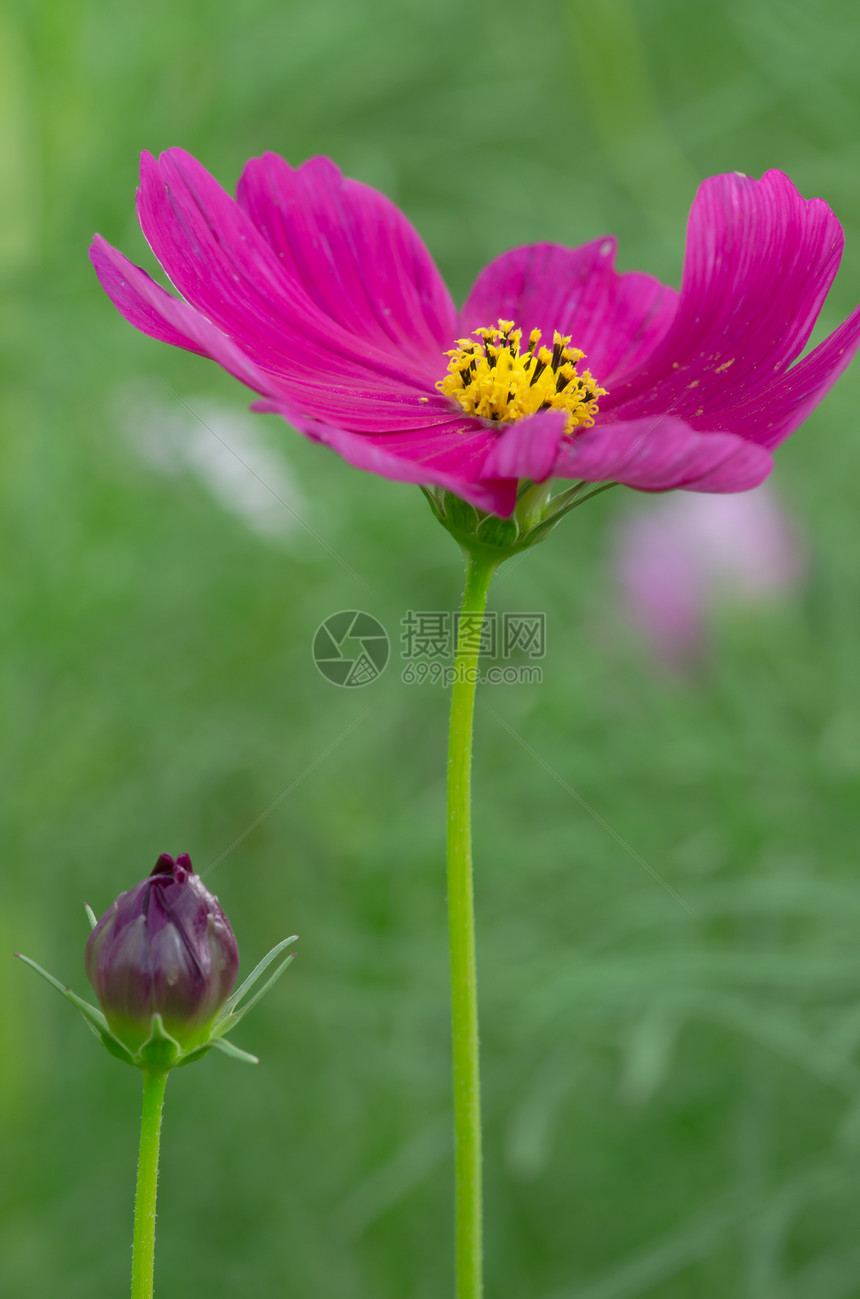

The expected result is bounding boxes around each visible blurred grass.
[4,0,860,1295]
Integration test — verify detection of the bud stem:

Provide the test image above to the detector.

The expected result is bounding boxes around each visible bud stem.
[446,547,498,1299]
[131,1068,169,1299]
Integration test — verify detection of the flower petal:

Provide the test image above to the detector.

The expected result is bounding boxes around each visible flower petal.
[253,399,516,515]
[90,234,277,395]
[698,301,860,450]
[608,170,845,423]
[481,410,569,483]
[552,417,774,493]
[136,148,447,391]
[90,234,204,355]
[94,232,450,436]
[258,381,461,433]
[236,153,456,378]
[459,239,678,385]
[92,233,456,435]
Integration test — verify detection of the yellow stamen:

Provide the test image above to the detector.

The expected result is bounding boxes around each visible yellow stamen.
[436,319,607,433]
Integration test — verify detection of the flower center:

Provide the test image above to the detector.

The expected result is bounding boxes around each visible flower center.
[436,319,607,433]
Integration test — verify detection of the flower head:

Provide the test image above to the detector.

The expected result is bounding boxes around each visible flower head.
[91,152,860,520]
[85,852,239,1052]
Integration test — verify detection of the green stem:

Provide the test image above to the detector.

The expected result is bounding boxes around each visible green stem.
[131,1069,168,1299]
[447,547,498,1299]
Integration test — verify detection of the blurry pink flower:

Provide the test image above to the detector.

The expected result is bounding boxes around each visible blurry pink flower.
[91,151,860,518]
[614,485,806,665]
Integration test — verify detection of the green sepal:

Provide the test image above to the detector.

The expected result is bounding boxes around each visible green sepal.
[428,490,522,559]
[210,1037,259,1066]
[473,512,521,553]
[215,935,297,1035]
[18,933,297,1072]
[175,1043,214,1068]
[424,480,619,560]
[99,1030,139,1065]
[137,1014,181,1071]
[15,953,135,1066]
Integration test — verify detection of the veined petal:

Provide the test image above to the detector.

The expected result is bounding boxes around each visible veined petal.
[253,400,517,515]
[608,170,845,423]
[93,152,856,517]
[90,234,205,355]
[91,235,454,432]
[90,235,278,395]
[136,148,446,391]
[260,380,461,433]
[459,239,678,385]
[553,417,774,493]
[236,153,456,378]
[692,302,860,449]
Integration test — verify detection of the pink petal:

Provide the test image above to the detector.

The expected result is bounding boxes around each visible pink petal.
[92,235,449,434]
[253,400,517,515]
[136,149,446,392]
[459,239,678,386]
[701,301,860,449]
[90,235,205,355]
[552,417,774,493]
[236,153,456,379]
[90,235,277,395]
[91,232,517,511]
[608,170,846,425]
[94,220,456,435]
[480,410,569,482]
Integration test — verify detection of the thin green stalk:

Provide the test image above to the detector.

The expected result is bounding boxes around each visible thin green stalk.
[131,1068,168,1299]
[447,547,498,1299]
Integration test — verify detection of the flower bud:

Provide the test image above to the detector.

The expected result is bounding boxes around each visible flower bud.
[85,853,239,1053]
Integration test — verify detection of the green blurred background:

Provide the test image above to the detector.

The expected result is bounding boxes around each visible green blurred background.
[5,0,860,1295]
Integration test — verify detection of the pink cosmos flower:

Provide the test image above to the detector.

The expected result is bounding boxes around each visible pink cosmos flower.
[91,151,860,519]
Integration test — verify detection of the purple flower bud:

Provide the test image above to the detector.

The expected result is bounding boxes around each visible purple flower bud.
[85,854,239,1052]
